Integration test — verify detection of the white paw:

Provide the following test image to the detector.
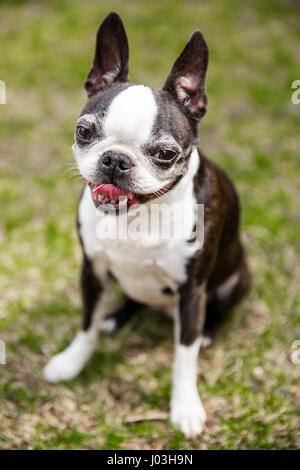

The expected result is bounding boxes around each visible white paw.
[202,335,212,349]
[99,317,117,334]
[43,351,83,383]
[43,331,97,383]
[170,389,207,438]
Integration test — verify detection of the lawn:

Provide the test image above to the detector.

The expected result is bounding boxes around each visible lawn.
[0,0,299,450]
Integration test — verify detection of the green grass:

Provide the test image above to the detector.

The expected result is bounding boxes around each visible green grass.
[0,0,299,450]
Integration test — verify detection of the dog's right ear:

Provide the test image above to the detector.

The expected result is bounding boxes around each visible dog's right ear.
[85,12,129,97]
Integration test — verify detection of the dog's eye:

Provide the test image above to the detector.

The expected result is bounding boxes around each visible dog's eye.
[153,149,177,161]
[76,126,93,141]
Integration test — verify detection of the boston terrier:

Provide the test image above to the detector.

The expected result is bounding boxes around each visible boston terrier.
[43,12,250,437]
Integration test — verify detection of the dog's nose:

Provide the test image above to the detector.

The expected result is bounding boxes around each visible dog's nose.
[100,151,133,175]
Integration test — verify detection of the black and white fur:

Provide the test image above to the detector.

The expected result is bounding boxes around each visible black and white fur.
[43,12,250,438]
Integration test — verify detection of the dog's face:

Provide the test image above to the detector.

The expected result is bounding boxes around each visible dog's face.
[73,12,208,212]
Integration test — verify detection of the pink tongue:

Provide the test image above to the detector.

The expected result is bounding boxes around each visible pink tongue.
[92,184,139,204]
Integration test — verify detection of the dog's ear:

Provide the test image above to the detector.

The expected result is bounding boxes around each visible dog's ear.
[85,12,129,96]
[163,31,209,119]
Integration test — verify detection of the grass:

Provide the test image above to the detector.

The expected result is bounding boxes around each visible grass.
[0,0,299,450]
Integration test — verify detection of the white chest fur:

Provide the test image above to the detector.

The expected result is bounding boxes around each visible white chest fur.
[78,148,201,308]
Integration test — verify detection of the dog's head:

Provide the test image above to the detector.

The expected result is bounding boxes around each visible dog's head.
[73,12,209,212]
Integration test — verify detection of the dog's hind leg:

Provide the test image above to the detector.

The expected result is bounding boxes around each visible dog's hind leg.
[99,297,141,334]
[43,254,124,383]
[205,257,251,330]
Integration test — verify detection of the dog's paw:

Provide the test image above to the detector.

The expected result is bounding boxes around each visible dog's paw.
[99,317,117,334]
[202,335,212,349]
[170,390,207,438]
[43,331,97,383]
[43,351,82,383]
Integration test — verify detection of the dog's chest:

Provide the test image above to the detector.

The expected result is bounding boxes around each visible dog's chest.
[78,185,198,308]
[102,236,187,307]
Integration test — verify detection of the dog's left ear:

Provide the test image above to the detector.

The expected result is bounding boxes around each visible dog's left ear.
[163,30,209,119]
[85,12,129,96]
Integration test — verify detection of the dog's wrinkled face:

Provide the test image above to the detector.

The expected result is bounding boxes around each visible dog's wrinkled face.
[73,12,208,212]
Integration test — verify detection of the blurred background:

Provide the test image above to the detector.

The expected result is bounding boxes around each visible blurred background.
[0,0,299,450]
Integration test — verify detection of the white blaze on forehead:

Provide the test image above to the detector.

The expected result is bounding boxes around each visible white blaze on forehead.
[104,85,157,145]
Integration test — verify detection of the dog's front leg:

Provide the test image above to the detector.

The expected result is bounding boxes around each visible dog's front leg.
[170,282,207,437]
[43,254,122,383]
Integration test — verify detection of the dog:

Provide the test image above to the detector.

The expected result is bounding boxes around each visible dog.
[43,12,250,437]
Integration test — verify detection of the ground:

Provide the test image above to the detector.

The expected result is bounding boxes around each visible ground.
[0,0,299,450]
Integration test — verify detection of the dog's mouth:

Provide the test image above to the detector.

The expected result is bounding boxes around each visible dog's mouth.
[88,182,172,212]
